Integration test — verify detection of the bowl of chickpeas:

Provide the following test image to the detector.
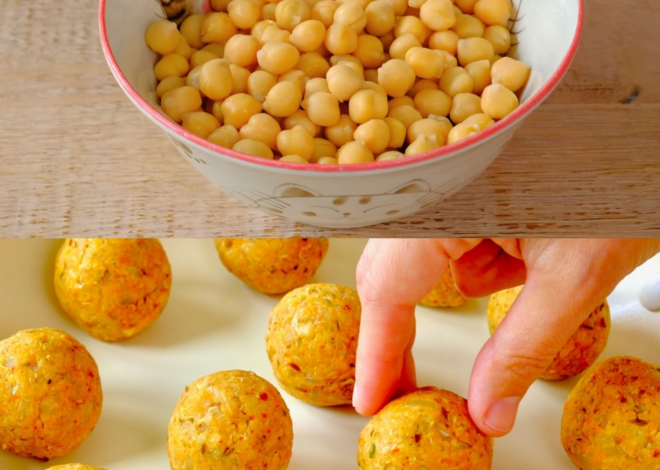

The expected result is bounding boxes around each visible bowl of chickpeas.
[99,0,582,228]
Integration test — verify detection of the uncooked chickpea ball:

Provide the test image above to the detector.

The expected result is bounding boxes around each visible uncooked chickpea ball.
[0,328,103,460]
[215,238,329,295]
[419,268,467,308]
[54,239,172,342]
[167,370,293,470]
[146,0,526,162]
[265,283,361,406]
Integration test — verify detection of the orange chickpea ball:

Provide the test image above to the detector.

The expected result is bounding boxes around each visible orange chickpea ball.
[388,96,415,111]
[483,25,511,54]
[337,140,375,164]
[325,114,359,147]
[474,0,511,26]
[239,113,282,149]
[208,125,240,148]
[296,52,331,79]
[311,138,338,162]
[233,139,275,159]
[449,93,482,123]
[199,59,234,101]
[428,114,454,134]
[334,1,368,32]
[394,16,427,44]
[428,30,460,55]
[290,20,327,52]
[376,150,405,161]
[325,23,359,55]
[440,66,474,97]
[190,50,219,69]
[389,33,421,60]
[349,89,388,124]
[283,109,320,136]
[447,113,494,144]
[318,156,339,164]
[182,112,221,139]
[201,13,237,44]
[146,20,181,55]
[157,76,186,98]
[181,14,206,49]
[262,3,277,20]
[276,0,312,31]
[491,57,530,92]
[162,86,202,123]
[456,0,479,14]
[209,101,224,123]
[277,125,315,160]
[365,0,396,36]
[252,20,277,41]
[264,81,303,117]
[327,64,364,102]
[224,35,260,68]
[280,155,309,163]
[387,104,423,129]
[305,77,331,97]
[407,118,448,145]
[312,1,340,28]
[354,119,391,154]
[260,25,292,43]
[405,47,444,79]
[414,88,452,117]
[378,59,416,98]
[229,65,250,94]
[451,13,485,38]
[405,134,441,156]
[420,0,456,32]
[465,59,492,95]
[302,92,342,127]
[248,70,277,102]
[353,35,386,69]
[407,79,439,99]
[384,117,406,148]
[174,35,194,60]
[481,83,518,119]
[154,54,189,81]
[228,0,261,29]
[278,69,308,96]
[457,37,494,66]
[257,42,300,75]
[211,0,232,12]
[221,93,263,129]
[201,43,226,57]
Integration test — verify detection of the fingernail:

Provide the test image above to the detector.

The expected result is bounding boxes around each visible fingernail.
[484,397,521,434]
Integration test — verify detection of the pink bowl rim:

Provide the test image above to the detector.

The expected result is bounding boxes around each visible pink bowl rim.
[99,0,583,174]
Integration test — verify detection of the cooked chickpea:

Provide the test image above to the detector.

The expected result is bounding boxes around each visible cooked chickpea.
[337,140,374,164]
[276,0,312,31]
[233,139,275,158]
[318,156,339,164]
[405,134,441,155]
[174,34,194,60]
[464,112,495,129]
[387,104,423,129]
[262,3,278,20]
[146,20,181,55]
[447,113,493,143]
[439,66,474,97]
[256,42,300,75]
[388,0,408,16]
[364,0,396,36]
[161,86,203,123]
[200,13,236,45]
[302,92,342,127]
[483,25,511,55]
[362,81,387,96]
[489,53,503,66]
[351,35,385,69]
[474,0,511,26]
[263,81,303,117]
[239,113,282,148]
[449,92,482,123]
[210,101,224,123]
[199,59,234,101]
[326,64,364,102]
[154,54,189,81]
[440,50,458,70]
[428,30,459,54]
[211,0,232,12]
[283,109,321,136]
[325,114,358,146]
[388,33,421,60]
[376,150,405,161]
[227,0,260,29]
[199,45,224,59]
[181,112,221,139]
[279,70,308,96]
[407,78,439,98]
[208,125,240,147]
[456,0,479,14]
[247,70,277,102]
[221,93,263,129]
[305,77,331,97]
[462,59,491,95]
[407,118,448,144]
[413,88,452,117]
[223,37,259,69]
[186,65,203,89]
[383,117,406,147]
[347,89,387,123]
[451,13,485,38]
[404,47,444,79]
[334,1,368,32]
[325,23,360,55]
[379,31,396,52]
[353,119,390,154]
[378,59,416,98]
[277,125,315,160]
[286,22,325,55]
[279,155,309,163]
[157,76,186,98]
[252,20,276,42]
[181,14,206,49]
[481,83,518,119]
[330,54,362,67]
[427,113,454,133]
[227,65,250,94]
[190,50,218,68]
[457,37,494,66]
[262,25,293,44]
[311,138,338,162]
[295,52,330,78]
[491,56,530,92]
[311,0,340,27]
[395,16,428,45]
[420,0,456,32]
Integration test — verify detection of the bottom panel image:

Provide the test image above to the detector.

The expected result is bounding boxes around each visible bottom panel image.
[0,239,659,470]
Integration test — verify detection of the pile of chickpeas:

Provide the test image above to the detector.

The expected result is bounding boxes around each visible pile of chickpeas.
[146,0,529,164]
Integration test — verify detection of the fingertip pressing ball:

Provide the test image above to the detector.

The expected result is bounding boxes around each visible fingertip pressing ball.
[0,328,103,460]
[561,356,660,470]
[358,387,493,470]
[48,465,108,470]
[54,238,172,342]
[487,286,611,380]
[214,238,329,295]
[167,370,293,470]
[419,268,467,308]
[265,283,361,406]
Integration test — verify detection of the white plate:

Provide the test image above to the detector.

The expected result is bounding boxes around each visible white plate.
[0,240,659,470]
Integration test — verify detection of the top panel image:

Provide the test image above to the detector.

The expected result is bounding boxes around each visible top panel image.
[1,0,658,237]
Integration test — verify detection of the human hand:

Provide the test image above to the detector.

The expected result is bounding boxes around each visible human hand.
[353,238,660,437]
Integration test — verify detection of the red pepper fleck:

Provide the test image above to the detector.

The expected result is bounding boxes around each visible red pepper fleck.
[289,363,301,372]
[262,413,268,419]
[654,450,660,458]
[260,393,269,401]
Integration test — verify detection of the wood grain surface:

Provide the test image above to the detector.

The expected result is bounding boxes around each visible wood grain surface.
[0,0,658,238]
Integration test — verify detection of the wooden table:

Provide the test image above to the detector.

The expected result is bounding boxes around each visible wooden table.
[1,0,658,238]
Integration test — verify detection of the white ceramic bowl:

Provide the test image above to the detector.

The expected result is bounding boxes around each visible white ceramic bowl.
[100,0,582,228]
